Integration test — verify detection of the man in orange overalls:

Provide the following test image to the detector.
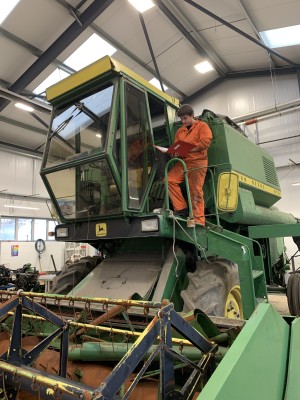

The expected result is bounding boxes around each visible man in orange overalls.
[168,104,212,225]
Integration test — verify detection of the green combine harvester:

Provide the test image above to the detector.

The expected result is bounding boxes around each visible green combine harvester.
[0,56,299,399]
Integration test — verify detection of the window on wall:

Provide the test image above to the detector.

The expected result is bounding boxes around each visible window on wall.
[0,217,56,241]
[18,219,32,241]
[34,219,47,241]
[0,218,16,240]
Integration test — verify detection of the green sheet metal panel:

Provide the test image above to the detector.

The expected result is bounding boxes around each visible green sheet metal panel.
[198,304,289,400]
[206,118,281,208]
[284,317,300,399]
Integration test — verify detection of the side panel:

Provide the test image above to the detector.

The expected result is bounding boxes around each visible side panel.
[199,304,289,400]
[284,317,300,400]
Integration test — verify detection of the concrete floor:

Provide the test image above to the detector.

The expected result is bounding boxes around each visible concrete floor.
[268,293,290,315]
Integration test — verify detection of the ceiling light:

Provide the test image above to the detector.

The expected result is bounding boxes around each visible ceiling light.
[260,25,300,49]
[15,102,34,112]
[0,0,20,25]
[291,182,300,187]
[149,78,168,91]
[96,134,102,138]
[195,61,214,74]
[128,0,155,13]
[4,205,40,210]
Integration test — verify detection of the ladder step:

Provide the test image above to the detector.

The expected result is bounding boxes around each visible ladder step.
[252,270,264,279]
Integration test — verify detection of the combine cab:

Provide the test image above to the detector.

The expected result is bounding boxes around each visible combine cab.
[0,56,299,399]
[39,55,300,319]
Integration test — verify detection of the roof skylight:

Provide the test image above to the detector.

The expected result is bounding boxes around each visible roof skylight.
[128,0,155,13]
[0,0,20,25]
[33,34,116,95]
[194,61,214,74]
[149,78,168,91]
[64,33,116,71]
[33,69,69,95]
[260,25,300,49]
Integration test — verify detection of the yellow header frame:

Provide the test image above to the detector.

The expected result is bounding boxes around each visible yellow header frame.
[46,55,180,107]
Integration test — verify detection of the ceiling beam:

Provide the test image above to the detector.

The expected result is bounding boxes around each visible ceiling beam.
[0,27,75,75]
[235,0,278,67]
[0,115,48,136]
[185,66,299,102]
[161,0,229,72]
[54,0,187,98]
[183,0,298,67]
[139,13,165,92]
[0,0,115,112]
[0,140,44,158]
[154,0,226,77]
[0,87,51,113]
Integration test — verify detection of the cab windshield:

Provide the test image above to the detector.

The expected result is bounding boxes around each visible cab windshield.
[45,84,114,168]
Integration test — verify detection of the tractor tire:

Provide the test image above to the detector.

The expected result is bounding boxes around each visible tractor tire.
[51,256,102,295]
[287,272,300,316]
[181,257,243,318]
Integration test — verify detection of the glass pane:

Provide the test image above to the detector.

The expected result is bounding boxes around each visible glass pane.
[34,220,47,241]
[0,218,16,240]
[46,159,122,220]
[18,219,32,241]
[125,83,155,209]
[47,220,56,240]
[45,84,114,168]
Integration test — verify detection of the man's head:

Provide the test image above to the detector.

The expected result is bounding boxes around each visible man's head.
[177,104,195,127]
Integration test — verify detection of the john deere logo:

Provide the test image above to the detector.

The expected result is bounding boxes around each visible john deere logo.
[96,223,107,237]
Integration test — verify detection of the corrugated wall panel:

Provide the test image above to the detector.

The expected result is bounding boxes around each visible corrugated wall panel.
[191,74,300,167]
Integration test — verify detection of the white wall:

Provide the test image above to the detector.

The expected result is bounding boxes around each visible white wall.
[0,241,96,272]
[0,149,51,218]
[0,241,65,271]
[190,74,300,168]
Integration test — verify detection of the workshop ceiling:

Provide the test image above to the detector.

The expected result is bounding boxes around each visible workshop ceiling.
[0,0,300,157]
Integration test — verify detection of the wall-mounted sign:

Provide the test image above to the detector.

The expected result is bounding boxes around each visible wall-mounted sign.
[11,245,19,257]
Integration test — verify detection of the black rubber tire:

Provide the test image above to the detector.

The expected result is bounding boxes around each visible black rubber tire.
[287,273,300,316]
[51,256,102,295]
[181,257,240,317]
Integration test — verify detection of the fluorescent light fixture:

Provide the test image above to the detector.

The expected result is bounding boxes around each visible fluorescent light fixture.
[4,205,40,210]
[15,102,34,112]
[64,34,116,71]
[260,25,300,49]
[149,78,168,91]
[96,134,102,138]
[195,61,214,74]
[128,0,155,13]
[292,182,300,186]
[0,0,20,25]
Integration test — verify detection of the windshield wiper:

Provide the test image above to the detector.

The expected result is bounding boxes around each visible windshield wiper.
[50,114,74,138]
[75,102,99,123]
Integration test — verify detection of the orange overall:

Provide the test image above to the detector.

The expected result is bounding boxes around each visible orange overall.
[167,119,212,225]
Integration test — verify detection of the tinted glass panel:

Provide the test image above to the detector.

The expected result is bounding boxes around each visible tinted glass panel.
[125,84,155,209]
[46,85,114,168]
[46,159,122,220]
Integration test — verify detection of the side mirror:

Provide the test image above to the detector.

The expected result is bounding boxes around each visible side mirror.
[217,172,239,211]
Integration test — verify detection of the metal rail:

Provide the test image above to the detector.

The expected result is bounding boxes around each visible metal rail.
[0,294,217,399]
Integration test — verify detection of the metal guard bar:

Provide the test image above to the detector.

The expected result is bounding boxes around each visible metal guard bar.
[0,294,215,399]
